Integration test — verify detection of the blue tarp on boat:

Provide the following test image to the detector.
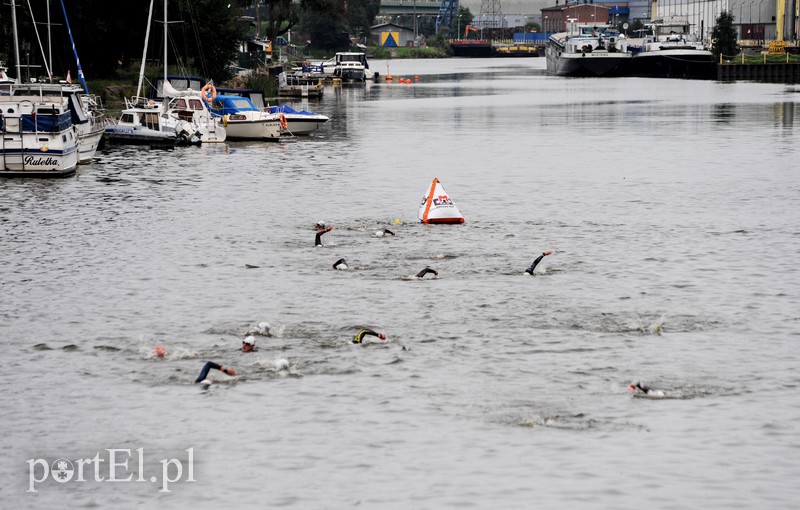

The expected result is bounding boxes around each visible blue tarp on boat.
[208,94,260,116]
[21,112,72,132]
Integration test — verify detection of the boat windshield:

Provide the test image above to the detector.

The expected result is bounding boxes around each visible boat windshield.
[578,26,609,36]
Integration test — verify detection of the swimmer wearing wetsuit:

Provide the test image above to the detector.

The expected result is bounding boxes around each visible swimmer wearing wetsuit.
[332,258,349,270]
[315,225,334,246]
[376,228,395,237]
[524,251,552,275]
[194,361,236,383]
[416,267,438,278]
[352,329,387,343]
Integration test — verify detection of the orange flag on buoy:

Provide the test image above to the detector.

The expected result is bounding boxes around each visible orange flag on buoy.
[418,178,465,224]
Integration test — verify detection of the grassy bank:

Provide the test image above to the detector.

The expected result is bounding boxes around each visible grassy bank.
[368,45,452,59]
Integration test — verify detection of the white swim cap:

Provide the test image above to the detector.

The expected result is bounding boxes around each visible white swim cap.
[315,220,326,228]
[243,335,256,345]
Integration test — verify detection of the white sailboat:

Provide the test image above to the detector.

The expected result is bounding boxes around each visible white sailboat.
[104,0,225,146]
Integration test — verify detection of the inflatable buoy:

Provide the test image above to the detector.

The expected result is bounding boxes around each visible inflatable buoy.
[279,113,288,130]
[222,114,229,127]
[418,177,465,224]
[201,83,217,102]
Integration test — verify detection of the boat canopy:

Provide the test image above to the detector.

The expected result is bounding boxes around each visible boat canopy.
[208,94,260,116]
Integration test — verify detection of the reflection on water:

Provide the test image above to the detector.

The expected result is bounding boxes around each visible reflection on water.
[1,58,799,509]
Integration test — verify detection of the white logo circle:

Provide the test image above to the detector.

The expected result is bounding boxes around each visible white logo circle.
[51,458,74,483]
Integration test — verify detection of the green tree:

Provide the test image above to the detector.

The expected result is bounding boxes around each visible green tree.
[173,0,244,82]
[450,6,474,37]
[525,21,541,32]
[300,0,349,50]
[711,10,738,58]
[262,0,301,43]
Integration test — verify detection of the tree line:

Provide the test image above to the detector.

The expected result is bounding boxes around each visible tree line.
[0,0,381,82]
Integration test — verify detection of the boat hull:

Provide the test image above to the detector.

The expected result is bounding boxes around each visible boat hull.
[77,125,105,164]
[0,144,78,177]
[283,117,327,135]
[223,119,281,140]
[629,50,716,79]
[546,43,631,77]
[103,125,177,147]
[450,41,494,57]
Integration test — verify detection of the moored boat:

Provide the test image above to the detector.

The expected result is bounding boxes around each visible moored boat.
[266,105,329,135]
[0,94,79,177]
[627,16,715,79]
[546,23,631,77]
[11,82,105,164]
[208,94,281,140]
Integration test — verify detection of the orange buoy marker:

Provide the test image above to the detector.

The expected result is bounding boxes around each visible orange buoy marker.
[415,75,419,81]
[418,178,465,224]
[406,78,412,84]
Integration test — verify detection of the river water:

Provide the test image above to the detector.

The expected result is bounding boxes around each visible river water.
[2,58,799,508]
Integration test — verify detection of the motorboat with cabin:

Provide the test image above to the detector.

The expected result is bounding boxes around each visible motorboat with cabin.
[546,22,631,77]
[627,16,715,79]
[207,93,282,140]
[215,86,329,136]
[1,87,80,177]
[10,81,104,164]
[103,98,200,147]
[303,52,377,82]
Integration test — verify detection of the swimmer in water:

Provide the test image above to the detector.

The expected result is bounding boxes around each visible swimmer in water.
[242,335,256,352]
[416,267,438,278]
[375,228,395,237]
[245,321,271,336]
[315,224,334,246]
[524,251,553,275]
[352,329,387,344]
[332,258,349,270]
[629,382,665,397]
[194,361,236,384]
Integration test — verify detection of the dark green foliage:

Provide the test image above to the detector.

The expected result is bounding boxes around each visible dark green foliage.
[525,22,541,33]
[262,0,300,43]
[448,6,474,37]
[300,0,350,50]
[711,11,738,58]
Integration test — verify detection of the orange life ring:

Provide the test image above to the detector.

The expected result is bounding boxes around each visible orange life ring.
[279,113,288,130]
[201,83,217,102]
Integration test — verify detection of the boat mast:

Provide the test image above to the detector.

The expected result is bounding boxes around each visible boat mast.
[11,0,22,83]
[135,0,156,100]
[164,0,168,86]
[46,0,52,83]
